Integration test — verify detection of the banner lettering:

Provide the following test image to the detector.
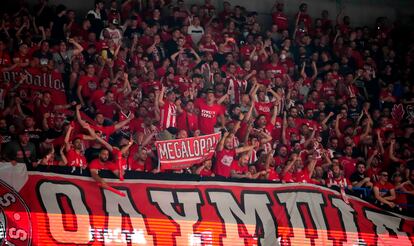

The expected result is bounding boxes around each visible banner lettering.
[0,163,413,245]
[155,133,221,170]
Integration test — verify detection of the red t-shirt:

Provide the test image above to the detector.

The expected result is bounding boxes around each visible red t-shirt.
[230,160,248,176]
[66,148,87,168]
[199,168,215,177]
[112,148,127,171]
[294,169,312,183]
[215,149,236,178]
[272,12,288,30]
[89,159,118,171]
[90,89,106,108]
[0,51,11,67]
[127,145,153,171]
[282,171,295,183]
[90,124,116,141]
[274,156,287,168]
[141,80,161,94]
[374,182,395,197]
[339,156,357,179]
[255,101,273,119]
[195,99,223,135]
[240,44,254,60]
[78,75,99,99]
[264,63,287,77]
[321,83,336,98]
[96,103,117,119]
[177,111,199,133]
[267,168,280,182]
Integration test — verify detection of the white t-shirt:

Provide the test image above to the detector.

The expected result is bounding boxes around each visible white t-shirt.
[100,28,123,45]
[187,25,204,45]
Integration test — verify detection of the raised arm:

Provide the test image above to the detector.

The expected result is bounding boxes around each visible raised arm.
[95,135,114,152]
[243,101,255,123]
[258,130,273,145]
[120,136,134,155]
[375,129,384,155]
[217,93,230,105]
[307,158,317,178]
[310,61,318,80]
[114,114,134,131]
[158,86,166,107]
[76,83,85,106]
[388,139,401,162]
[190,48,202,65]
[75,104,89,128]
[68,38,84,56]
[321,112,334,128]
[235,144,255,154]
[366,149,378,169]
[282,156,297,176]
[270,103,279,125]
[216,132,229,152]
[64,123,74,152]
[335,114,343,138]
[59,145,68,166]
[281,111,288,145]
[249,83,259,102]
[303,130,316,148]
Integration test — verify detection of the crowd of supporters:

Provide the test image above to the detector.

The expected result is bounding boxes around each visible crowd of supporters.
[0,0,413,214]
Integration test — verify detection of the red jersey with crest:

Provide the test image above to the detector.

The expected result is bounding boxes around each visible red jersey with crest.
[215,149,236,178]
[78,74,99,99]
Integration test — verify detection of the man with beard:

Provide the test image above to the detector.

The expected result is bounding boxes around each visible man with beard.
[282,151,317,183]
[76,104,134,142]
[63,122,95,168]
[350,162,373,188]
[339,145,358,179]
[177,100,199,135]
[215,132,255,178]
[42,112,67,146]
[326,162,353,191]
[274,144,289,168]
[3,130,37,166]
[230,153,266,179]
[89,148,120,189]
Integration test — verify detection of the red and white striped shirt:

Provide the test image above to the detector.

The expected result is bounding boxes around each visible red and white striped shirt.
[160,102,177,129]
[326,176,350,188]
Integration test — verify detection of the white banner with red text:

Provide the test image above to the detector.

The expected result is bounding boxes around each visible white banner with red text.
[155,133,221,170]
[0,163,413,246]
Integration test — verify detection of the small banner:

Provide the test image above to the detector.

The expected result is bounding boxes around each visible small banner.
[155,133,221,170]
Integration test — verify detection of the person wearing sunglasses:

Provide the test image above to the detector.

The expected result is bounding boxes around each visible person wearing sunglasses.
[373,171,396,209]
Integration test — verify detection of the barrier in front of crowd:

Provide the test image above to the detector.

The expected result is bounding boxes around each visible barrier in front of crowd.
[0,162,413,246]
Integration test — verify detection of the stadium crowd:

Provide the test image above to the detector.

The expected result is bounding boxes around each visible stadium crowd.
[0,0,413,214]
